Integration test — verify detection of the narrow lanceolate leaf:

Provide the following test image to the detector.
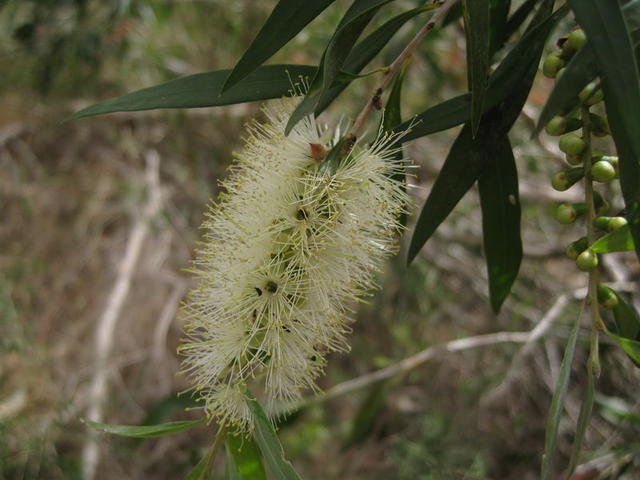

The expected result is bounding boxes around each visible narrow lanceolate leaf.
[488,0,512,55]
[82,418,205,438]
[590,224,635,253]
[407,124,484,265]
[501,0,538,49]
[463,0,491,136]
[222,0,335,92]
[247,398,302,480]
[316,4,436,114]
[398,3,565,142]
[612,293,640,340]
[66,65,317,121]
[541,303,584,480]
[285,0,390,133]
[569,0,640,260]
[566,369,596,478]
[225,434,267,480]
[478,135,522,313]
[604,330,640,367]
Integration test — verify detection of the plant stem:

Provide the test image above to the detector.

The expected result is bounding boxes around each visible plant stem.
[581,104,602,378]
[199,426,226,479]
[348,0,461,137]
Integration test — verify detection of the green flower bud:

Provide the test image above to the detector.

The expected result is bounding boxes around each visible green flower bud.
[567,29,587,51]
[593,216,613,231]
[591,160,616,182]
[597,284,619,309]
[556,202,587,224]
[576,249,598,272]
[556,67,566,81]
[543,53,565,78]
[579,83,603,105]
[551,167,584,191]
[559,133,586,155]
[566,236,588,259]
[586,89,604,106]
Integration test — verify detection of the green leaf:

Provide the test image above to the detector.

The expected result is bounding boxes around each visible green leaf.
[541,304,584,480]
[82,417,205,438]
[604,329,640,367]
[66,64,317,121]
[285,0,390,133]
[222,0,335,92]
[488,0,512,55]
[247,397,302,480]
[501,0,538,49]
[566,368,595,479]
[595,394,640,423]
[612,292,640,340]
[407,124,484,265]
[316,4,436,115]
[225,434,267,480]
[398,3,565,142]
[463,0,491,136]
[590,224,635,253]
[478,135,522,313]
[569,0,640,260]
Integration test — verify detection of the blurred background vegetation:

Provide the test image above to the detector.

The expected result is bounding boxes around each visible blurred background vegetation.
[1,0,639,478]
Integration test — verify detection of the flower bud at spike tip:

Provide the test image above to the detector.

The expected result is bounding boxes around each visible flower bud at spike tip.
[597,284,619,309]
[567,29,587,51]
[556,203,587,224]
[566,236,588,259]
[543,53,565,78]
[592,161,616,182]
[576,249,598,272]
[559,133,586,155]
[545,116,566,136]
[309,143,327,162]
[551,167,584,191]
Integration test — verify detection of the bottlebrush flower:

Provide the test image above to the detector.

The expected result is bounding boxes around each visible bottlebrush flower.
[180,97,410,431]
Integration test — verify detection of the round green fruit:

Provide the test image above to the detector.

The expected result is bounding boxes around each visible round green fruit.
[556,203,578,224]
[559,133,586,155]
[545,116,566,136]
[576,249,598,272]
[591,161,616,182]
[543,54,565,78]
[608,217,628,231]
[567,29,587,51]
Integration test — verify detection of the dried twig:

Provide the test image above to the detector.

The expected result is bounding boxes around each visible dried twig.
[81,150,163,480]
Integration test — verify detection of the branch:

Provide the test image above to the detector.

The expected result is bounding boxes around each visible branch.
[348,0,461,137]
[81,150,163,480]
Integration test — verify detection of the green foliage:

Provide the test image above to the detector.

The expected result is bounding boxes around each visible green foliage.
[82,418,205,438]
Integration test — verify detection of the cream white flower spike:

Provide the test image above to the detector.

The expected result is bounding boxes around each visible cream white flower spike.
[180,97,409,431]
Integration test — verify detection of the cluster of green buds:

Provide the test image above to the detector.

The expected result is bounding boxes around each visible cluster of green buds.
[543,28,627,310]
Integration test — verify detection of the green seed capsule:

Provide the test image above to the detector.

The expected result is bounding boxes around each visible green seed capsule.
[559,133,586,155]
[597,284,619,309]
[567,29,587,51]
[543,53,565,78]
[551,167,584,191]
[576,249,598,272]
[578,82,603,105]
[556,202,587,224]
[591,160,616,182]
[556,67,566,81]
[566,236,588,259]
